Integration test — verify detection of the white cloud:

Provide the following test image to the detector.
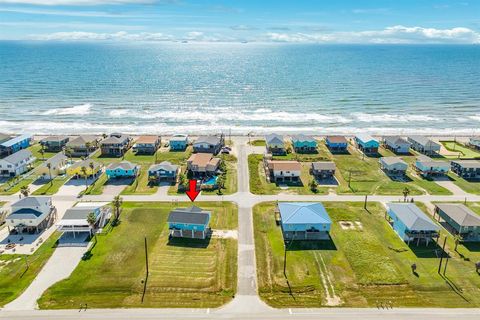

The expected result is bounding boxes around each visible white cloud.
[30,31,173,41]
[265,25,480,44]
[0,0,157,5]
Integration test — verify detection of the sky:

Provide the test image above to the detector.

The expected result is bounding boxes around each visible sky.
[0,0,479,43]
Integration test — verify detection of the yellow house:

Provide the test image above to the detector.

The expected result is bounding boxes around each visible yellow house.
[67,159,102,178]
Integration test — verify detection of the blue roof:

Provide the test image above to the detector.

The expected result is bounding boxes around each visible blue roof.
[10,208,43,218]
[0,134,32,147]
[278,202,331,225]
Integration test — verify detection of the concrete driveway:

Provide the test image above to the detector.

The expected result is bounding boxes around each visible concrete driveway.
[55,178,90,197]
[102,178,133,196]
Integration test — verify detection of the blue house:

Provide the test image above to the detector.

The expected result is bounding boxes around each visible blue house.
[291,135,317,153]
[386,203,440,246]
[354,134,379,154]
[325,136,348,152]
[277,202,332,240]
[168,206,211,239]
[170,134,188,151]
[0,134,32,156]
[105,161,139,179]
[148,161,179,183]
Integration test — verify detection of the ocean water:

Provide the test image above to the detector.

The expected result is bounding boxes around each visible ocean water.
[0,41,479,135]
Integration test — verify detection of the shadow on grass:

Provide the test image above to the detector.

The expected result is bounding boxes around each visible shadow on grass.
[167,236,211,248]
[287,238,337,251]
[328,148,350,155]
[462,242,480,252]
[386,173,413,183]
[408,241,447,258]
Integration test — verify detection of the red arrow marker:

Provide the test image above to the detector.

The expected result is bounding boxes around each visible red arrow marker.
[186,179,200,202]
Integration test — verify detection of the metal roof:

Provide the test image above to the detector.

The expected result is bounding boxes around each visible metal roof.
[451,160,480,169]
[11,196,50,208]
[380,157,408,166]
[278,202,331,225]
[1,149,33,164]
[384,136,410,145]
[265,133,284,145]
[149,161,178,172]
[387,203,440,232]
[107,161,138,171]
[291,134,316,143]
[168,206,211,225]
[194,136,221,145]
[311,162,336,170]
[355,134,377,144]
[408,136,440,148]
[0,134,31,147]
[436,203,480,227]
[9,208,44,219]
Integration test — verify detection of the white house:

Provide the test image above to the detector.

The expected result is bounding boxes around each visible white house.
[265,160,301,183]
[379,157,408,176]
[0,149,36,177]
[408,136,441,155]
[383,136,411,154]
[57,202,111,237]
[7,196,55,233]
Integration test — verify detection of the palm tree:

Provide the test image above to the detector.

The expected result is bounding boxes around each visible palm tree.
[309,179,318,193]
[89,162,95,183]
[112,195,123,224]
[86,212,97,236]
[39,146,45,161]
[80,166,88,190]
[64,146,73,162]
[20,185,30,198]
[85,141,91,157]
[46,162,53,185]
[403,187,410,202]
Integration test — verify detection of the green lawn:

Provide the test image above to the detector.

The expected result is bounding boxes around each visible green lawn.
[249,139,266,146]
[447,173,480,195]
[0,177,35,195]
[254,201,480,308]
[440,141,480,159]
[82,173,109,195]
[38,201,238,309]
[248,154,329,195]
[321,142,451,195]
[32,177,69,195]
[0,233,59,307]
[28,144,58,160]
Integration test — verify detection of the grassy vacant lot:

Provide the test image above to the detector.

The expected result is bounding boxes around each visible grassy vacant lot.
[440,141,480,159]
[317,142,451,195]
[28,144,58,161]
[249,139,266,146]
[248,154,329,195]
[254,201,480,308]
[447,173,480,195]
[0,233,59,307]
[82,173,108,195]
[32,177,69,195]
[38,201,238,309]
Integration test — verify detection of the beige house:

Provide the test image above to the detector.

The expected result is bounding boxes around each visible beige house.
[265,160,301,183]
[37,153,69,180]
[187,153,221,177]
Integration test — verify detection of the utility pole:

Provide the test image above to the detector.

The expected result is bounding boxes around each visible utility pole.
[364,195,368,209]
[438,236,447,274]
[144,237,149,276]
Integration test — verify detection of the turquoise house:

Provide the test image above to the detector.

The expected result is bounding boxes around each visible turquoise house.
[168,206,211,239]
[105,161,139,179]
[0,134,32,156]
[386,203,440,246]
[278,202,331,240]
[170,134,188,151]
[291,135,317,153]
[354,134,379,154]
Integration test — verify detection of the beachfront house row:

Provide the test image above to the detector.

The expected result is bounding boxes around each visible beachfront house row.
[325,136,348,152]
[468,137,480,150]
[57,202,111,237]
[383,136,411,154]
[0,149,36,177]
[0,134,32,156]
[40,136,70,152]
[66,135,100,157]
[168,206,211,239]
[265,160,301,184]
[379,157,408,176]
[187,153,221,178]
[277,202,332,241]
[414,156,449,177]
[434,203,480,241]
[354,134,379,154]
[451,160,480,180]
[265,133,286,155]
[170,134,188,151]
[148,161,179,183]
[100,133,132,157]
[310,162,336,179]
[37,153,69,180]
[291,135,317,153]
[132,135,161,154]
[7,196,56,233]
[106,161,139,179]
[66,159,102,178]
[193,135,224,155]
[386,203,440,246]
[407,136,441,155]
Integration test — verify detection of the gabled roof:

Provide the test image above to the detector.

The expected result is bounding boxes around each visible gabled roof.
[188,153,215,167]
[291,134,316,143]
[11,196,51,208]
[278,202,331,225]
[326,136,348,144]
[107,161,138,171]
[149,161,178,172]
[135,136,159,144]
[384,136,410,145]
[436,203,480,227]
[67,135,99,147]
[168,206,210,225]
[40,153,68,169]
[408,136,440,148]
[416,155,449,168]
[1,149,33,164]
[170,134,188,142]
[0,134,31,147]
[451,160,480,169]
[380,157,408,166]
[194,136,221,145]
[387,203,440,232]
[101,134,130,144]
[40,136,69,143]
[267,160,301,171]
[0,133,11,143]
[355,134,377,144]
[311,162,336,171]
[265,133,284,146]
